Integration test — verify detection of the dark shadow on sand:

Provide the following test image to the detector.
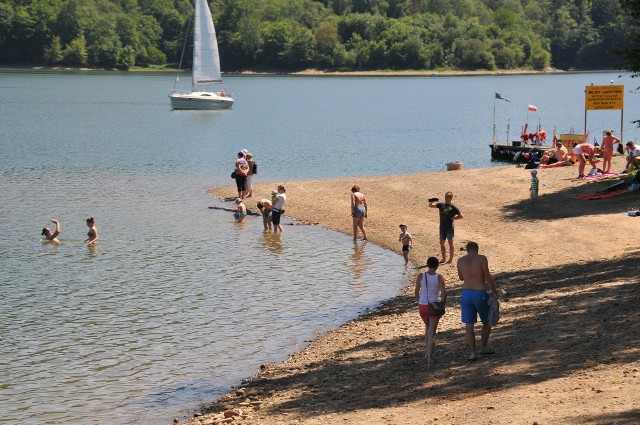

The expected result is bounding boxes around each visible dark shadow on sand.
[502,174,640,221]
[201,250,640,418]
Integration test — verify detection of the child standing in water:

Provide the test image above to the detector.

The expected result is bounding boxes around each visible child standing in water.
[233,198,247,222]
[398,224,412,265]
[530,169,539,204]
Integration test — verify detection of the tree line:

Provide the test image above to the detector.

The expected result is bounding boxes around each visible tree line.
[0,0,637,73]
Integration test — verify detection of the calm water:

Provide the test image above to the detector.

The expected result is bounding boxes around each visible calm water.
[1,70,638,424]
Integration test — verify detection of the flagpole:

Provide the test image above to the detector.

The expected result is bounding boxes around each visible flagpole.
[493,97,497,145]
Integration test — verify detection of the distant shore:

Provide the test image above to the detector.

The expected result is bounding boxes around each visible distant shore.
[190,157,640,425]
[1,65,571,77]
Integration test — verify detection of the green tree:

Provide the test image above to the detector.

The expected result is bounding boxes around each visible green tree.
[618,0,640,125]
[63,34,88,65]
[260,20,291,66]
[44,35,64,63]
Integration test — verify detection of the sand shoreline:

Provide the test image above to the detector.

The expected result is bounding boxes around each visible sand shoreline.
[185,158,639,425]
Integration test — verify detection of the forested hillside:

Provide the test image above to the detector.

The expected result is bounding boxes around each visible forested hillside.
[0,0,634,72]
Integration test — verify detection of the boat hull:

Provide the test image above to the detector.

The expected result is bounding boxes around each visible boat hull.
[170,91,234,110]
[490,143,551,163]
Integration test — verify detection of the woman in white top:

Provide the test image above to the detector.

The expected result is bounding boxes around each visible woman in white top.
[271,185,286,233]
[414,257,447,366]
[625,141,640,173]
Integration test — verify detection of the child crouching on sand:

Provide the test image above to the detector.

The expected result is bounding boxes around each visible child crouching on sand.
[398,224,412,265]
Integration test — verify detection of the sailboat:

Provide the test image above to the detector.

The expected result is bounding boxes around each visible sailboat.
[169,0,233,110]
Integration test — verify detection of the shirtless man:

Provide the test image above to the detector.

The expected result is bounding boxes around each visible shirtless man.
[257,198,273,231]
[540,141,569,164]
[457,241,498,361]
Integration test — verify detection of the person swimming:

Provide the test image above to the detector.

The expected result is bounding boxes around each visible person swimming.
[84,216,99,244]
[41,218,61,243]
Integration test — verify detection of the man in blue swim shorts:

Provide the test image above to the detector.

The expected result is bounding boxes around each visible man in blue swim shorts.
[457,241,498,361]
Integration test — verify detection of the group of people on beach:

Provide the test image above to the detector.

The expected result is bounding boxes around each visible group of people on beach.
[415,242,498,366]
[422,193,496,364]
[41,217,99,244]
[536,130,639,179]
[233,149,257,200]
[349,186,497,366]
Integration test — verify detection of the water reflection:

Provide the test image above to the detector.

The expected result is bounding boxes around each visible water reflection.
[350,240,372,284]
[259,231,283,255]
[86,244,98,257]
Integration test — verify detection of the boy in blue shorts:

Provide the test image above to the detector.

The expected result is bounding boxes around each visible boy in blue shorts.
[398,224,412,265]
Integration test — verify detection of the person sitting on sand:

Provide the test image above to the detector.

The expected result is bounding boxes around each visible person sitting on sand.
[624,141,640,173]
[257,199,273,231]
[415,256,447,366]
[573,142,598,178]
[84,216,98,244]
[601,130,621,174]
[233,198,247,222]
[41,218,61,243]
[398,224,412,265]
[457,241,498,361]
[351,185,368,241]
[540,141,569,165]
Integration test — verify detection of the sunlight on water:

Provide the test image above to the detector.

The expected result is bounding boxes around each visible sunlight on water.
[0,69,638,424]
[0,170,410,424]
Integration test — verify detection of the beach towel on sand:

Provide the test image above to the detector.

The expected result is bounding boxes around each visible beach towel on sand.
[572,189,631,200]
[582,171,620,180]
[540,162,575,169]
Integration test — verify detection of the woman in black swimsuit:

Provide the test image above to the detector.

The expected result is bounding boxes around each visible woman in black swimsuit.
[84,216,99,244]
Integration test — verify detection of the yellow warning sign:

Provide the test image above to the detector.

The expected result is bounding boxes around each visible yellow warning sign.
[585,85,624,110]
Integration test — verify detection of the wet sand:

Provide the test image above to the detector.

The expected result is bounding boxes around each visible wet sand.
[188,156,640,425]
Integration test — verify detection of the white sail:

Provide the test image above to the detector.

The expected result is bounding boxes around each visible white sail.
[192,0,222,86]
[169,0,233,109]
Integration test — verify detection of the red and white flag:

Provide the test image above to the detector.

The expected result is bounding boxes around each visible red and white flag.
[528,104,538,112]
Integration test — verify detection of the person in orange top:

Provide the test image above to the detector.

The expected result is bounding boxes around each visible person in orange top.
[601,130,621,173]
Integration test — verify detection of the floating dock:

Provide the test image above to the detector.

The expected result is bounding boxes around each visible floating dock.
[490,142,551,163]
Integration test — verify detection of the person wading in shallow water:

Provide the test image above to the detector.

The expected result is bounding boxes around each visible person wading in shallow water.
[272,185,286,233]
[351,185,368,241]
[41,218,61,243]
[457,241,498,361]
[84,216,98,244]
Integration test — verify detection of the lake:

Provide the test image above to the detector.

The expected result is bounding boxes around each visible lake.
[0,69,638,424]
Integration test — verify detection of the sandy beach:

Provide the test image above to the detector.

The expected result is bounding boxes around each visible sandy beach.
[187,156,639,425]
